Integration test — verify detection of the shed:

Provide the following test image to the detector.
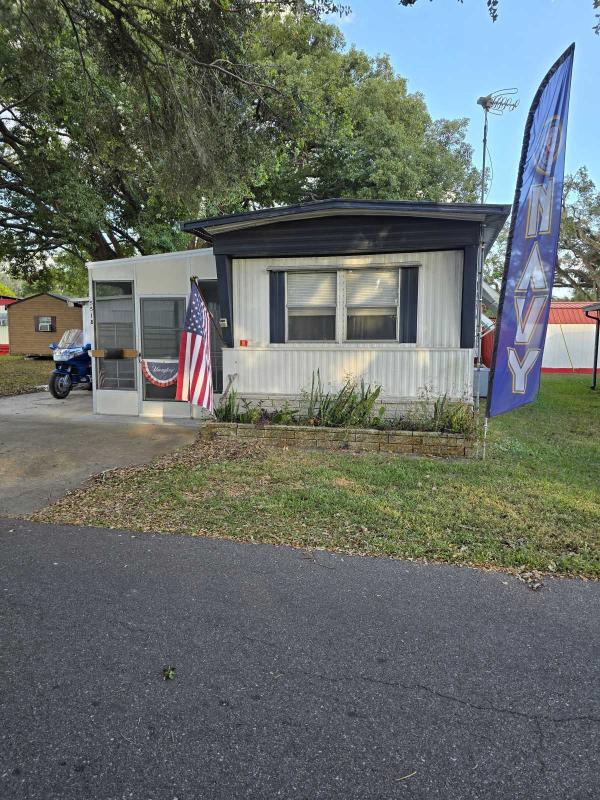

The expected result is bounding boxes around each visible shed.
[7,293,84,356]
[542,301,598,373]
[86,199,509,418]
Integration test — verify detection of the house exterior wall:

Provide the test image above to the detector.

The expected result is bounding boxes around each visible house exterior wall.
[8,295,83,356]
[225,250,472,405]
[543,323,596,371]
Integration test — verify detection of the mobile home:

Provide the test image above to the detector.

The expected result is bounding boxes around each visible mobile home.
[87,199,509,418]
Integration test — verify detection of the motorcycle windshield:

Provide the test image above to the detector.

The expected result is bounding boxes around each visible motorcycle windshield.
[57,329,84,349]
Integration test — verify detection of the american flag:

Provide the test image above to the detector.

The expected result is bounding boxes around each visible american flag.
[175,282,214,413]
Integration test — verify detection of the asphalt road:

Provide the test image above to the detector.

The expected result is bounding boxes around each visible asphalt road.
[1,519,599,800]
[0,392,196,515]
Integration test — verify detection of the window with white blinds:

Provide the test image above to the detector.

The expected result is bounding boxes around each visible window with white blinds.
[279,267,414,343]
[287,272,336,341]
[346,270,399,307]
[287,272,337,307]
[346,269,399,340]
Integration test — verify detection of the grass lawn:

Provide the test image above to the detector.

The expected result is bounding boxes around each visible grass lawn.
[33,375,600,577]
[0,355,51,397]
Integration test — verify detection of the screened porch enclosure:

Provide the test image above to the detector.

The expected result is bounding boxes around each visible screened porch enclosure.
[88,249,220,417]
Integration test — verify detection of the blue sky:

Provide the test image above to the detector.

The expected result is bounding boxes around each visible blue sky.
[330,0,599,204]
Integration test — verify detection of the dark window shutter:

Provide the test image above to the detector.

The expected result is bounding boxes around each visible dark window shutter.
[269,271,285,343]
[51,316,56,332]
[34,315,39,331]
[399,267,419,343]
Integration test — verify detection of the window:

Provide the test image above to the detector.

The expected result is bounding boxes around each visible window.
[286,272,336,341]
[35,315,56,333]
[271,266,418,345]
[93,281,136,390]
[0,309,8,327]
[345,269,399,341]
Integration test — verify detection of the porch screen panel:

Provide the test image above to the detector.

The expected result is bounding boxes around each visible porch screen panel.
[141,297,185,400]
[287,271,336,341]
[94,281,136,390]
[141,298,185,359]
[346,269,398,341]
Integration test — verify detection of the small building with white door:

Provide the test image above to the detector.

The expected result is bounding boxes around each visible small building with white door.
[87,199,509,419]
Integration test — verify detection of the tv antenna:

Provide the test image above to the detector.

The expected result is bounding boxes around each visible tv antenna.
[477,88,519,203]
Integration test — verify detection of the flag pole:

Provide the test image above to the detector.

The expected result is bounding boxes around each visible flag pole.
[190,275,226,347]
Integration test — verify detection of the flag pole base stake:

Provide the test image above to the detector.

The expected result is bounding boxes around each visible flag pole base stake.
[482,417,489,460]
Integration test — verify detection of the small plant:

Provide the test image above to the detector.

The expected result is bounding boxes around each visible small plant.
[215,389,239,422]
[399,390,476,435]
[431,394,476,435]
[238,398,263,425]
[301,370,384,428]
[162,665,176,680]
[272,401,298,425]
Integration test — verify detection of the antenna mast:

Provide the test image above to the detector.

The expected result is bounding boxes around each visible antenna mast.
[477,88,519,203]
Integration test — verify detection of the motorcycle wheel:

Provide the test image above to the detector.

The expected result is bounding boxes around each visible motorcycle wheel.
[49,372,72,399]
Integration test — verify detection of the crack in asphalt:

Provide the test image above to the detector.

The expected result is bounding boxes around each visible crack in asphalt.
[283,666,600,727]
[232,630,600,727]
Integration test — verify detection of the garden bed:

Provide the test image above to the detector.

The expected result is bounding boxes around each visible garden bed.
[200,421,475,458]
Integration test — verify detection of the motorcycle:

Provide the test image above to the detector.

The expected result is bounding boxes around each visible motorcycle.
[48,329,92,399]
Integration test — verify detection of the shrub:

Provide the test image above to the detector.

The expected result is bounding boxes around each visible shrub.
[389,392,476,436]
[303,370,384,428]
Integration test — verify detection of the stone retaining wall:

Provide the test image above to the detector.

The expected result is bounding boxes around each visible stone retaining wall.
[200,422,475,458]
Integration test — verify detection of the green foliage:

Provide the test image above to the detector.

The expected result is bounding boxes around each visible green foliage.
[271,401,299,425]
[380,392,476,436]
[246,15,480,207]
[431,394,477,435]
[0,281,16,297]
[215,389,240,423]
[484,222,508,294]
[1,2,482,294]
[559,167,600,300]
[303,371,385,428]
[214,372,476,434]
[238,399,263,425]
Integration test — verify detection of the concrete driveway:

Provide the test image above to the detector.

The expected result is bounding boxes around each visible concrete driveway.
[1,519,599,800]
[0,391,196,516]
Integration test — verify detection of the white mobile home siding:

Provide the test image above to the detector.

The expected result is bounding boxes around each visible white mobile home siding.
[225,250,473,403]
